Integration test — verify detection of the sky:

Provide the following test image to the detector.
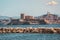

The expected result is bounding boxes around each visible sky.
[0,0,60,17]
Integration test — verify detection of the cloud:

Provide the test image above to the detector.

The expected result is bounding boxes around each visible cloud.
[48,1,58,5]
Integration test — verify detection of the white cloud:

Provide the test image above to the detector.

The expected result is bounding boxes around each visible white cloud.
[48,1,58,5]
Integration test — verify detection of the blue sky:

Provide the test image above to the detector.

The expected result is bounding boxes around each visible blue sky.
[0,0,60,17]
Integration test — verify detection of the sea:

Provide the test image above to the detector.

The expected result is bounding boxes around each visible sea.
[0,24,60,40]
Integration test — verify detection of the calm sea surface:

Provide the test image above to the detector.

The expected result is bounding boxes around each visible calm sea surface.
[0,24,60,40]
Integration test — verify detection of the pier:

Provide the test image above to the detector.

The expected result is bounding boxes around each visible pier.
[0,27,60,34]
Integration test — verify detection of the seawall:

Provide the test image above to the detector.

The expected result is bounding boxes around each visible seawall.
[0,27,60,34]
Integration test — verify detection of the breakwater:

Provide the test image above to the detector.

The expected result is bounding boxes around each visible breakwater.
[0,27,60,34]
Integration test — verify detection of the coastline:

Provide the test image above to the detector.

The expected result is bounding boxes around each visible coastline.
[0,27,60,34]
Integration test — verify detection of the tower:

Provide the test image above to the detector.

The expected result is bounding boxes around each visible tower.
[21,13,25,19]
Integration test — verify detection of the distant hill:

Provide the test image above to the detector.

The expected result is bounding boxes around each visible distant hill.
[0,16,10,20]
[0,16,20,20]
[11,16,20,19]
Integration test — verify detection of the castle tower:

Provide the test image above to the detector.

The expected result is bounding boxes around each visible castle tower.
[21,13,25,19]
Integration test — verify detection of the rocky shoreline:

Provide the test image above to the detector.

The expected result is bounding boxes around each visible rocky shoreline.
[0,27,60,34]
